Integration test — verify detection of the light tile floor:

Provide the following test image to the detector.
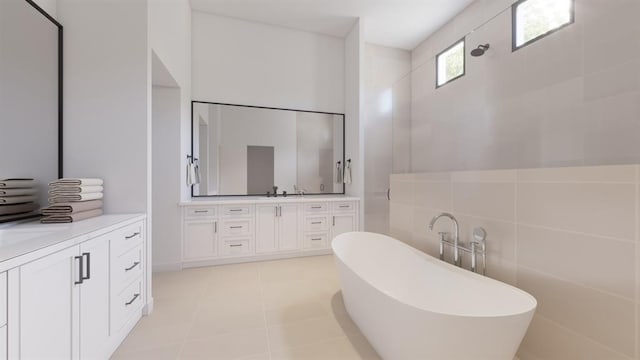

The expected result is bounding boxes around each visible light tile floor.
[112,255,381,360]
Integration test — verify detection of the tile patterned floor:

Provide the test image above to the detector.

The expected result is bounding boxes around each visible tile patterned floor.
[112,255,381,360]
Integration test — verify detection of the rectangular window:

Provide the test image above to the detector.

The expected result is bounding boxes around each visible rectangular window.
[436,39,465,88]
[513,0,574,50]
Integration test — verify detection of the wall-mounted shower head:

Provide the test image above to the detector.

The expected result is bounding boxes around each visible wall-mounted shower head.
[470,44,490,57]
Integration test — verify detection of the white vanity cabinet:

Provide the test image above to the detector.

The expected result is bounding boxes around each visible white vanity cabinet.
[183,206,218,260]
[181,197,359,267]
[1,215,147,360]
[1,272,7,360]
[255,203,300,253]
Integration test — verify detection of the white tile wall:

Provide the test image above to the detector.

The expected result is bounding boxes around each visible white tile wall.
[390,165,640,360]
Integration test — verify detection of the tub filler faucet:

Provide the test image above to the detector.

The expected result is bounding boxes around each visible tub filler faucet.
[429,213,461,266]
[429,213,487,275]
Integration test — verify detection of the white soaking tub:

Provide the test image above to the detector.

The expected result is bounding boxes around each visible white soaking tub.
[332,232,536,360]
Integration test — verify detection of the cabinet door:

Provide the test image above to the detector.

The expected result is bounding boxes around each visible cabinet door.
[184,220,217,260]
[20,246,80,360]
[255,205,277,253]
[278,205,299,251]
[80,235,111,360]
[331,214,357,241]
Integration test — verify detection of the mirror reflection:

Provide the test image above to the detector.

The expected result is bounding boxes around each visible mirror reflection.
[192,102,344,196]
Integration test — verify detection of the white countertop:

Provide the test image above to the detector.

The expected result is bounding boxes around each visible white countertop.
[0,214,145,271]
[179,195,360,206]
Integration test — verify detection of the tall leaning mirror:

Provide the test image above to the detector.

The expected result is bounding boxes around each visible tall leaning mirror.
[0,0,62,223]
[191,102,345,197]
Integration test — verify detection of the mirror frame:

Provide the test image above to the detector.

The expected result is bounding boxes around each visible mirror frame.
[190,100,346,198]
[26,0,63,178]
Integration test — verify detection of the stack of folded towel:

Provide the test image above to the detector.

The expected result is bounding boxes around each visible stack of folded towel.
[41,178,104,223]
[0,178,40,222]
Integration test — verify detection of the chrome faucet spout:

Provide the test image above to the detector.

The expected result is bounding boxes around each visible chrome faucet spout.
[429,213,461,266]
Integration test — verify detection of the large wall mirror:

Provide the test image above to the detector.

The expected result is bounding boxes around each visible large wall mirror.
[191,102,345,197]
[0,0,62,223]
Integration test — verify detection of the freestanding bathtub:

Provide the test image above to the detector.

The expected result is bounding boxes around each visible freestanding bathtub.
[332,232,536,360]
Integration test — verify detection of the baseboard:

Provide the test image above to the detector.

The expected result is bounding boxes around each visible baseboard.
[181,249,333,269]
[152,262,183,273]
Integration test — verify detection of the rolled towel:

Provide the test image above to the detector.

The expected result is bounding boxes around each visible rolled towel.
[48,192,103,204]
[49,178,103,187]
[0,202,39,215]
[48,185,103,195]
[41,209,103,223]
[42,200,103,215]
[0,179,36,188]
[0,188,37,196]
[0,195,38,205]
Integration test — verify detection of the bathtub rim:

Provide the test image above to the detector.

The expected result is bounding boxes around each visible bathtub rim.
[333,231,537,319]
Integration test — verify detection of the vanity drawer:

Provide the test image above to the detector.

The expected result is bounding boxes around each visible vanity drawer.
[222,205,252,217]
[186,207,217,218]
[333,202,356,213]
[221,219,253,237]
[112,221,144,257]
[112,277,144,333]
[220,238,252,256]
[112,244,143,293]
[304,203,329,214]
[303,233,328,249]
[304,216,329,232]
[0,272,6,327]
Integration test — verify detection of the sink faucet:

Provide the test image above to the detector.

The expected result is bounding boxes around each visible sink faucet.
[429,213,461,266]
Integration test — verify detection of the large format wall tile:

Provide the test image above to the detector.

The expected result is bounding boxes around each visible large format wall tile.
[517,267,635,357]
[452,182,516,221]
[518,315,633,360]
[517,182,636,240]
[517,224,635,300]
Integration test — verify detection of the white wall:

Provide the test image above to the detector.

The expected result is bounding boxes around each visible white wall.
[192,11,345,114]
[151,85,181,271]
[148,0,192,271]
[58,0,149,214]
[344,20,364,228]
[148,0,192,202]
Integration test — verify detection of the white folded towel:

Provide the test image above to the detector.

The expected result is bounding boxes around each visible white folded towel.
[49,192,103,204]
[0,195,38,204]
[0,179,36,188]
[48,185,103,195]
[0,188,37,196]
[49,178,104,187]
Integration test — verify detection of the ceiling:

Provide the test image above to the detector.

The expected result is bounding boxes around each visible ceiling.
[189,0,475,50]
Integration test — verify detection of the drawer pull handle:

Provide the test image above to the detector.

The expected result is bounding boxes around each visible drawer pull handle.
[194,210,209,213]
[229,209,243,212]
[229,244,243,247]
[230,226,243,229]
[125,232,140,240]
[311,222,322,225]
[311,238,322,241]
[311,206,322,209]
[125,293,140,306]
[125,261,141,272]
[339,205,350,208]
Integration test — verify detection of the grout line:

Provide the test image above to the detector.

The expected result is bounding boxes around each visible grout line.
[518,264,635,303]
